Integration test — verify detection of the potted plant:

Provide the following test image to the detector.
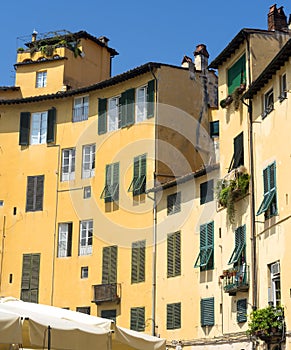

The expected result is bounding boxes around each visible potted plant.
[216,169,250,223]
[247,306,285,343]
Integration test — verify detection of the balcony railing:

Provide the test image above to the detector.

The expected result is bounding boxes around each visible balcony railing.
[92,283,121,304]
[222,264,249,295]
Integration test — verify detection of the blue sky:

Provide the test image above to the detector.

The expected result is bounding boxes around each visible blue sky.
[1,1,290,86]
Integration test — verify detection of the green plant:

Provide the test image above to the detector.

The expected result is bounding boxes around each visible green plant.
[247,306,284,338]
[216,171,250,223]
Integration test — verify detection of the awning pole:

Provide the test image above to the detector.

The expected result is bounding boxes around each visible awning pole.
[48,325,51,350]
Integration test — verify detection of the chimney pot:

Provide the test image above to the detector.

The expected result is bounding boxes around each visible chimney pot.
[31,29,38,42]
[268,4,288,31]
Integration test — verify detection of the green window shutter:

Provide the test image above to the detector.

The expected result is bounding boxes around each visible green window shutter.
[19,112,31,145]
[131,154,146,196]
[130,307,145,331]
[147,80,155,118]
[21,253,40,303]
[126,88,135,126]
[228,225,246,265]
[167,303,181,329]
[228,54,246,94]
[237,299,247,323]
[257,162,277,216]
[103,163,119,203]
[35,175,44,211]
[131,240,146,284]
[232,132,244,170]
[67,223,73,257]
[98,98,107,135]
[21,254,32,291]
[47,107,56,143]
[194,222,214,270]
[120,92,127,127]
[167,232,181,278]
[102,246,117,284]
[201,298,214,326]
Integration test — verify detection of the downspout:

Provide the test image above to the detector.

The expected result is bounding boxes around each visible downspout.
[149,64,158,336]
[0,216,6,292]
[48,144,61,306]
[243,32,257,312]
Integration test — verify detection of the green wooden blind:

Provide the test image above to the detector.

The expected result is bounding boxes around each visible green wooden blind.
[98,98,107,135]
[102,245,118,284]
[167,302,181,329]
[131,240,146,283]
[256,162,277,216]
[101,162,119,203]
[47,107,56,143]
[128,154,146,196]
[26,175,44,212]
[147,80,155,118]
[228,225,246,265]
[130,307,145,331]
[19,112,31,145]
[201,298,214,326]
[230,132,244,171]
[237,298,247,323]
[194,222,214,270]
[167,232,181,278]
[120,89,135,127]
[228,54,246,94]
[21,253,40,303]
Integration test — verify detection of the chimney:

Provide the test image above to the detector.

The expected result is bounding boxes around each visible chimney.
[98,36,109,47]
[181,55,193,68]
[194,44,209,73]
[268,4,288,31]
[31,29,38,42]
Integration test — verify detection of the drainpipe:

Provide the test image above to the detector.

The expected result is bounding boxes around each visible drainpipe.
[0,216,6,292]
[149,64,158,336]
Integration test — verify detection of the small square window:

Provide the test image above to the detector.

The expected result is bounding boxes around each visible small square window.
[262,89,274,119]
[81,266,88,279]
[279,74,287,102]
[0,200,4,207]
[167,192,181,215]
[200,180,214,205]
[36,71,47,88]
[84,186,91,199]
[210,121,219,138]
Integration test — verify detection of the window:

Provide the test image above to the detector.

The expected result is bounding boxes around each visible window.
[101,309,117,323]
[167,231,181,278]
[81,266,88,279]
[102,245,118,284]
[100,162,119,202]
[26,175,44,212]
[210,121,219,138]
[83,186,91,199]
[237,299,247,323]
[61,148,75,181]
[130,307,145,332]
[262,88,274,119]
[108,96,120,131]
[131,240,146,284]
[194,222,214,271]
[229,132,244,172]
[73,96,89,122]
[256,162,277,218]
[36,71,47,88]
[76,307,90,315]
[228,54,246,94]
[136,86,147,122]
[200,298,214,326]
[97,81,155,135]
[167,302,181,330]
[269,262,281,307]
[228,225,246,265]
[19,109,56,146]
[200,179,214,204]
[79,220,93,256]
[167,192,181,215]
[279,74,287,102]
[21,253,40,303]
[58,223,72,257]
[128,154,146,196]
[82,144,95,179]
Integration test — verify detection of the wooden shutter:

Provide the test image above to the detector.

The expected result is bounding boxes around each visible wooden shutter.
[167,303,181,329]
[47,107,56,143]
[175,232,181,276]
[21,254,40,303]
[67,223,73,257]
[201,298,214,326]
[102,246,117,284]
[26,176,35,212]
[130,307,145,331]
[132,240,146,283]
[98,98,107,135]
[147,80,155,118]
[233,132,244,169]
[126,88,135,126]
[227,54,246,94]
[35,175,44,211]
[19,112,31,145]
[120,92,127,127]
[113,162,119,201]
[237,298,247,323]
[167,233,174,277]
[167,232,180,277]
[21,254,32,291]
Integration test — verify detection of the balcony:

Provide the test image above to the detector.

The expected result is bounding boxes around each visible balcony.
[222,265,249,295]
[92,283,121,305]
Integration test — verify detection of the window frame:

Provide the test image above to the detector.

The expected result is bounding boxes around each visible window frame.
[30,112,48,145]
[262,88,274,119]
[167,192,181,216]
[79,220,93,256]
[107,96,121,131]
[36,71,47,88]
[73,95,89,122]
[200,179,214,205]
[135,85,147,122]
[81,266,89,279]
[82,144,95,179]
[61,148,76,181]
[57,222,72,257]
[237,298,247,323]
[279,73,287,102]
